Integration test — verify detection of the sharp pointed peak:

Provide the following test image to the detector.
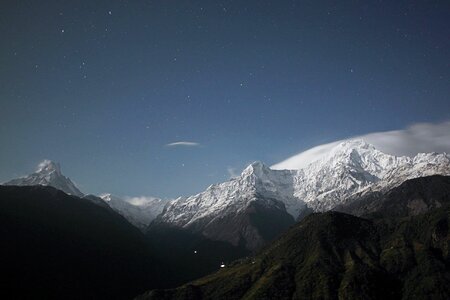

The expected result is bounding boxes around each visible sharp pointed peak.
[245,161,269,169]
[4,159,84,197]
[241,161,271,176]
[250,161,267,167]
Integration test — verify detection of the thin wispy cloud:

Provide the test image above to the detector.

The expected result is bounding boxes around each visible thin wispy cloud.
[227,166,239,178]
[272,120,450,170]
[165,141,200,147]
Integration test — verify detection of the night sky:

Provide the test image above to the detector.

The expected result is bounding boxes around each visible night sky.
[1,1,449,198]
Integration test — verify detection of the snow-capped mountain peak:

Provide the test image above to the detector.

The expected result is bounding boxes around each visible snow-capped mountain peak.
[311,139,404,174]
[36,159,62,175]
[3,160,84,198]
[329,139,375,153]
[241,161,271,178]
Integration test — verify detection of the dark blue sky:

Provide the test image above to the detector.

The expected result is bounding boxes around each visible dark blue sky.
[1,0,449,198]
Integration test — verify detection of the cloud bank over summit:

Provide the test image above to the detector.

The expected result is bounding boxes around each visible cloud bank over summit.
[272,121,450,170]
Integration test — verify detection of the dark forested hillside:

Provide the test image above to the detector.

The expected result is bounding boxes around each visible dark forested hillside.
[0,185,251,299]
[0,186,161,300]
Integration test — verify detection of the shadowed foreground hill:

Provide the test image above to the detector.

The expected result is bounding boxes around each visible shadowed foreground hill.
[0,186,163,300]
[138,207,450,299]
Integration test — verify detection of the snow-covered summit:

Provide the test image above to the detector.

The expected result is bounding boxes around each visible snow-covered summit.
[3,160,84,198]
[302,139,407,176]
[36,159,62,174]
[241,161,271,177]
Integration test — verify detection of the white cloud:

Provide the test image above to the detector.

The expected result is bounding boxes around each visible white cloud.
[124,196,161,206]
[271,141,342,170]
[272,120,450,170]
[359,121,450,156]
[165,141,200,147]
[36,159,55,172]
[227,166,239,178]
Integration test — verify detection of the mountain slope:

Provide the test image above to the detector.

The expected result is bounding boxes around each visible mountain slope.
[0,185,164,300]
[154,140,450,250]
[139,205,450,299]
[3,160,84,197]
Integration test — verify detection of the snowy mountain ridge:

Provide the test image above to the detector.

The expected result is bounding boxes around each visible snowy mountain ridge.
[158,139,450,228]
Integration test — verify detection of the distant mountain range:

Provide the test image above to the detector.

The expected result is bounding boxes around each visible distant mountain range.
[3,140,450,250]
[153,140,450,250]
